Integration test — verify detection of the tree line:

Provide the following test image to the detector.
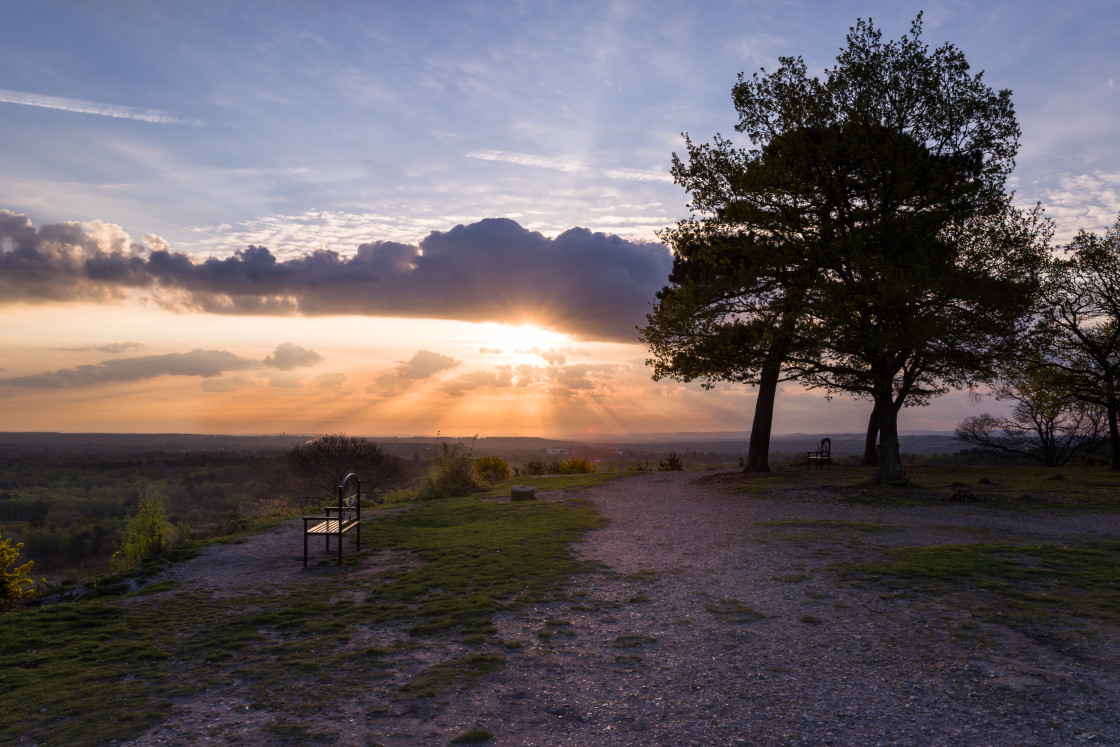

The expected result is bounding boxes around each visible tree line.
[640,14,1120,482]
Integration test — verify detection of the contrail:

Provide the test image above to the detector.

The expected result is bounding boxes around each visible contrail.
[0,88,202,125]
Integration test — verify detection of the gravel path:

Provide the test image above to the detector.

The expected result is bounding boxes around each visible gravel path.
[132,471,1120,745]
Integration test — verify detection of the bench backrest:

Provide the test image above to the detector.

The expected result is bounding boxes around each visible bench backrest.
[338,473,360,525]
[820,437,831,456]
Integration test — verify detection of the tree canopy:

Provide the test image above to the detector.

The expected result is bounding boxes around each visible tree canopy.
[641,14,1050,482]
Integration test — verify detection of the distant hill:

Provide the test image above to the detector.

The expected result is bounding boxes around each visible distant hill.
[0,431,966,459]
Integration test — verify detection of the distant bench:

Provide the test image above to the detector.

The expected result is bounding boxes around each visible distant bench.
[303,473,361,567]
[807,438,832,469]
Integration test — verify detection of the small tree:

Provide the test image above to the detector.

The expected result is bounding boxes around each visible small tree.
[2,531,36,609]
[110,490,168,573]
[286,434,408,505]
[1039,214,1120,469]
[955,365,1107,466]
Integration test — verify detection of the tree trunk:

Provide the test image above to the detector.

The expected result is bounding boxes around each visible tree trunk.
[1107,390,1120,471]
[862,402,880,465]
[875,382,906,484]
[744,360,781,472]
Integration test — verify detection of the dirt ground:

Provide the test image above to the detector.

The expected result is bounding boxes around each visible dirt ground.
[129,471,1120,745]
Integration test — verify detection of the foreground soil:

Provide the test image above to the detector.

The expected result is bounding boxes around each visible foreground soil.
[130,471,1120,745]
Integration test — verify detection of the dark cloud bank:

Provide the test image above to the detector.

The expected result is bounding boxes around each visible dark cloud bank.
[0,211,672,341]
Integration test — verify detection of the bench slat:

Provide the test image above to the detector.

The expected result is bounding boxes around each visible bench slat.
[305,519,358,535]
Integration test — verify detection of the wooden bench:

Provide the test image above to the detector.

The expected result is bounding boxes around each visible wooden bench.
[807,437,832,469]
[303,473,361,567]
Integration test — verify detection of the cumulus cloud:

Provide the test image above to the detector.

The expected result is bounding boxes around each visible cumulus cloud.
[1039,170,1120,241]
[0,211,672,341]
[1,349,258,388]
[396,350,461,379]
[263,342,324,370]
[370,349,462,396]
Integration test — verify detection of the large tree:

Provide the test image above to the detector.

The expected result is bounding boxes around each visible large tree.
[1040,214,1120,469]
[642,14,1049,482]
[641,216,818,472]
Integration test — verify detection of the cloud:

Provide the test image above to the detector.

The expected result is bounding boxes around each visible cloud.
[53,341,148,354]
[0,212,673,341]
[263,342,324,370]
[603,168,675,183]
[99,342,148,354]
[1,349,258,388]
[466,149,586,173]
[530,346,578,365]
[370,349,462,396]
[396,350,461,379]
[1037,170,1120,241]
[467,150,673,184]
[442,366,514,397]
[0,88,201,125]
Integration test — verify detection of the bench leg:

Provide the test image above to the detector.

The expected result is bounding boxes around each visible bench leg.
[303,530,308,568]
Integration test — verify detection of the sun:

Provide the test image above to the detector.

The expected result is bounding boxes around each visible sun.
[477,322,572,358]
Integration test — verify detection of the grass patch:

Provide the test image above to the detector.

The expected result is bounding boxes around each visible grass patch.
[706,598,764,623]
[451,728,495,744]
[844,541,1120,624]
[361,494,606,636]
[401,654,505,698]
[0,493,607,743]
[722,465,1120,513]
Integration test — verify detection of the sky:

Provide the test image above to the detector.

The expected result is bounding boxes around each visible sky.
[1,0,1118,439]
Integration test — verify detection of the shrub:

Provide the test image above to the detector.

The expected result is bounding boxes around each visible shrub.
[557,457,596,474]
[1,532,35,609]
[524,460,546,476]
[417,442,486,500]
[219,504,249,534]
[659,452,684,471]
[110,490,170,573]
[474,456,511,484]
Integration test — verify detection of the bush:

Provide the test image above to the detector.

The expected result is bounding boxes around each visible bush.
[659,452,684,471]
[474,456,510,484]
[1,532,35,609]
[524,460,547,476]
[417,442,486,500]
[557,457,596,474]
[110,490,170,573]
[219,504,249,534]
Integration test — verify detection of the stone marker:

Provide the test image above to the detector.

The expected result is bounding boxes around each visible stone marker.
[510,485,535,501]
